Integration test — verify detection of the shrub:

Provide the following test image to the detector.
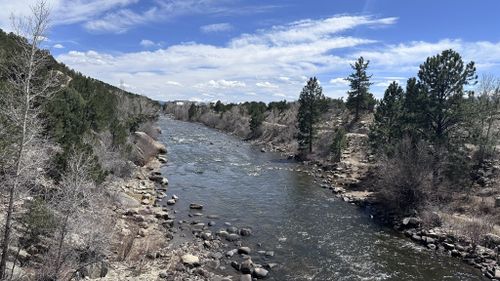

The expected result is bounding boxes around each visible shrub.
[330,127,347,162]
[376,138,433,215]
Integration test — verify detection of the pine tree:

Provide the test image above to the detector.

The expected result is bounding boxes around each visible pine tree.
[188,103,198,120]
[417,49,476,145]
[370,81,404,151]
[346,57,375,120]
[297,77,324,156]
[249,110,265,139]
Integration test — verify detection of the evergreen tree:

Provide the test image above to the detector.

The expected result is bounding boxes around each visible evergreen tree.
[188,103,198,120]
[331,127,347,162]
[249,110,265,139]
[297,77,325,155]
[213,100,224,113]
[346,57,376,120]
[370,81,404,151]
[417,49,476,145]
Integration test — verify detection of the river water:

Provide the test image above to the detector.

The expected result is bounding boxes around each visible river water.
[157,117,486,281]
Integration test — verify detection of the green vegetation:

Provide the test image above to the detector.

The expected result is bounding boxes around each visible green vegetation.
[297,77,325,156]
[1,26,159,182]
[248,103,267,139]
[346,57,376,120]
[330,127,347,162]
[369,49,497,215]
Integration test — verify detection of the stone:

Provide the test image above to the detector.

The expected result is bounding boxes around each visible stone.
[495,197,500,208]
[253,267,269,279]
[163,220,174,228]
[201,232,212,240]
[427,244,436,250]
[149,175,169,185]
[172,194,179,200]
[238,247,251,255]
[227,226,238,234]
[227,233,241,242]
[240,259,253,274]
[154,210,169,219]
[218,230,229,238]
[181,254,200,267]
[231,261,240,270]
[226,249,237,257]
[208,221,216,226]
[265,251,275,257]
[442,243,455,250]
[485,233,500,248]
[239,228,252,236]
[116,192,141,208]
[402,217,421,228]
[240,274,252,281]
[190,203,204,210]
[166,199,176,205]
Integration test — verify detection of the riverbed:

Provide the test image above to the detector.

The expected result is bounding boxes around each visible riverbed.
[157,116,486,281]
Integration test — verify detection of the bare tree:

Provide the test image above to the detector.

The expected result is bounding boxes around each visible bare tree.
[473,75,500,163]
[0,1,61,277]
[36,151,112,281]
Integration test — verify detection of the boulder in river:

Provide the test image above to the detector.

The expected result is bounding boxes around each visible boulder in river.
[227,226,238,234]
[240,259,253,274]
[238,247,251,255]
[190,203,203,210]
[166,199,176,205]
[226,233,241,242]
[239,228,252,236]
[253,267,269,279]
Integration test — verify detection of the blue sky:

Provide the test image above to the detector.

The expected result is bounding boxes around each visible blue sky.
[1,0,500,102]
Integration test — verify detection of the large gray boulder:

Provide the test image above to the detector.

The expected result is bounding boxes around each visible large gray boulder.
[132,131,167,165]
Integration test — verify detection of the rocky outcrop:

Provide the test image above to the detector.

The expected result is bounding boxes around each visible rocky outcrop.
[132,131,167,166]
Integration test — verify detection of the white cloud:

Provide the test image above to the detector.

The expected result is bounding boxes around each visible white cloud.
[55,14,500,101]
[0,0,246,34]
[202,79,246,89]
[140,39,159,48]
[201,23,233,33]
[230,15,397,47]
[374,80,400,88]
[329,77,348,86]
[53,43,64,49]
[166,81,182,86]
[0,0,140,31]
[256,81,278,89]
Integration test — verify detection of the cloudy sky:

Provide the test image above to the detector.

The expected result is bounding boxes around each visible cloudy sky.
[1,0,500,102]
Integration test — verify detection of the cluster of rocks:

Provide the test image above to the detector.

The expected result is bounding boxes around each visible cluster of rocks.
[157,195,278,280]
[398,217,500,279]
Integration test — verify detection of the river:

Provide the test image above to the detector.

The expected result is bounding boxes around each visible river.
[157,116,486,281]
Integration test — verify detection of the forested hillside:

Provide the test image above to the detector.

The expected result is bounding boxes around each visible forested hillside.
[0,9,162,279]
[0,28,160,181]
